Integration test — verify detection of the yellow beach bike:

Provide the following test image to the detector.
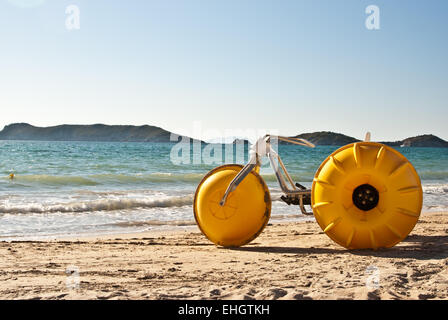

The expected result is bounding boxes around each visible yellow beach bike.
[193,134,423,250]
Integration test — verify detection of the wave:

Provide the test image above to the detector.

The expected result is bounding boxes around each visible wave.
[105,214,310,228]
[2,172,314,187]
[5,175,99,186]
[2,173,207,186]
[106,219,197,227]
[418,171,448,181]
[422,183,448,194]
[3,169,447,188]
[0,190,292,215]
[0,195,194,214]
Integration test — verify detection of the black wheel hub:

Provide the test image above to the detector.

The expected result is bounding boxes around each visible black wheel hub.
[352,184,379,211]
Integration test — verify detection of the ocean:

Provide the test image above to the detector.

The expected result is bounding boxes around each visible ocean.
[1,140,447,240]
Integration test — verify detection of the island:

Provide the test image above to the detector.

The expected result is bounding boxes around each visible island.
[287,131,360,146]
[0,123,200,143]
[382,134,448,148]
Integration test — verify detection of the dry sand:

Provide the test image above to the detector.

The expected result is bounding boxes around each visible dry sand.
[1,211,447,300]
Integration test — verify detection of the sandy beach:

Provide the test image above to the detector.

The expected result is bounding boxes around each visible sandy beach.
[1,211,447,300]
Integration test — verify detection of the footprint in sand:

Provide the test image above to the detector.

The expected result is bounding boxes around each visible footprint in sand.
[418,293,437,300]
[367,290,381,300]
[97,292,123,300]
[269,288,288,299]
[293,292,312,300]
[210,289,221,296]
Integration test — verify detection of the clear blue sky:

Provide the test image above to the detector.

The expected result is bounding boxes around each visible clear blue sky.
[0,0,447,141]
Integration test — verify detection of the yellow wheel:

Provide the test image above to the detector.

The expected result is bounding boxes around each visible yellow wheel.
[194,164,271,247]
[312,142,423,249]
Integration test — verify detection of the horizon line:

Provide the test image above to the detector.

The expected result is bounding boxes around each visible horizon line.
[0,122,446,143]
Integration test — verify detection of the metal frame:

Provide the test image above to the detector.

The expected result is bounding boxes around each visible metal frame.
[219,134,315,215]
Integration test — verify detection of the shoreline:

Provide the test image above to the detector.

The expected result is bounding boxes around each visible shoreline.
[1,211,447,300]
[0,214,314,243]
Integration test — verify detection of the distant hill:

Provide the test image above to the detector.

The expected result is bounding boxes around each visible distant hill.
[382,134,448,148]
[285,131,360,146]
[282,131,448,147]
[0,123,200,143]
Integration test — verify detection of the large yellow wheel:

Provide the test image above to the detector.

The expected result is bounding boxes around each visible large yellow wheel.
[312,142,423,249]
[194,164,271,247]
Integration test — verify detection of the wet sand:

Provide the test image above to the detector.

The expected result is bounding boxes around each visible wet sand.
[1,211,447,300]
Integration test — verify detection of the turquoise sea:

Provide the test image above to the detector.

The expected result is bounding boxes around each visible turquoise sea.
[1,141,447,240]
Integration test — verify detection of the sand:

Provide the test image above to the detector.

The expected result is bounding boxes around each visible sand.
[1,211,447,300]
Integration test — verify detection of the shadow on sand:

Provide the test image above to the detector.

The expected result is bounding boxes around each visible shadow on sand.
[228,234,448,260]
